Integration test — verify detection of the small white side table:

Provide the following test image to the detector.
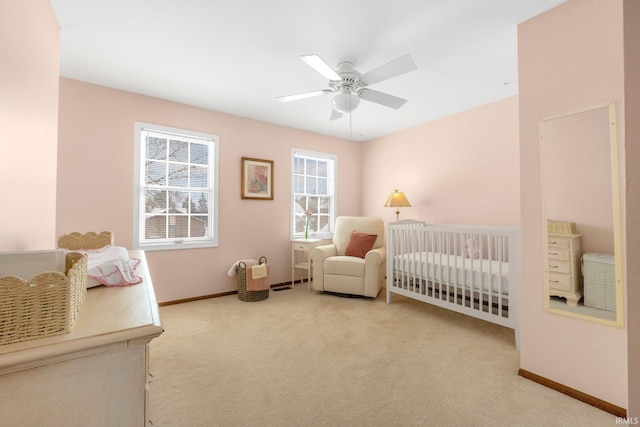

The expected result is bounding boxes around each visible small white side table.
[291,238,321,290]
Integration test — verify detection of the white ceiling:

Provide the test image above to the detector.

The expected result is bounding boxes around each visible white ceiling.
[50,0,566,142]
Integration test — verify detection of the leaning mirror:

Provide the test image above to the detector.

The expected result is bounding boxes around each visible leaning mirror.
[540,102,624,327]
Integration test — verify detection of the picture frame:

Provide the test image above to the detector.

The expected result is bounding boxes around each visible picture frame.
[241,157,274,200]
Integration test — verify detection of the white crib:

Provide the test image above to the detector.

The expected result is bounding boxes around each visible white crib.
[386,220,520,349]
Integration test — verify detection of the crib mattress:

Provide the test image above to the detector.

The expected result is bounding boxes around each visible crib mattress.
[393,251,509,295]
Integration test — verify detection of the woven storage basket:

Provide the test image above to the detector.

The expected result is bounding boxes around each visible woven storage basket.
[582,253,616,311]
[0,251,88,345]
[236,256,269,302]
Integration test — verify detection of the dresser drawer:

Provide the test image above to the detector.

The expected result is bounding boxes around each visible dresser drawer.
[294,243,310,251]
[548,237,570,249]
[547,247,570,261]
[548,272,572,291]
[547,259,571,274]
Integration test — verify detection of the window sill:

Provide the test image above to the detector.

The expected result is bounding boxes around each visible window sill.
[292,234,332,241]
[135,240,218,251]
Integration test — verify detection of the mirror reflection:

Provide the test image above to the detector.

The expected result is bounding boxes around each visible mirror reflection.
[540,102,623,326]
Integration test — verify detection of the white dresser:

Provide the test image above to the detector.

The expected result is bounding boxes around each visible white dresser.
[0,250,163,426]
[547,233,583,306]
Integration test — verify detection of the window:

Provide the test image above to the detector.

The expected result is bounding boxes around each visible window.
[291,149,336,239]
[134,122,218,250]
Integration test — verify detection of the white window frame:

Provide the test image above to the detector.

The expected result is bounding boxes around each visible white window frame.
[134,122,219,251]
[291,148,337,240]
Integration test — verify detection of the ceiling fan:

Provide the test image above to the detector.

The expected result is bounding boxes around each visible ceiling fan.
[276,54,418,120]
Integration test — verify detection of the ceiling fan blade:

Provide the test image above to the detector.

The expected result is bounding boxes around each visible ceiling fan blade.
[300,55,342,82]
[276,89,333,102]
[359,54,417,86]
[359,88,407,109]
[330,108,343,121]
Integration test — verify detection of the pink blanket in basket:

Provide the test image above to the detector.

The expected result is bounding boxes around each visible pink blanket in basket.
[246,263,270,291]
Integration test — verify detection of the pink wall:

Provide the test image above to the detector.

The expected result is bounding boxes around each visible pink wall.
[0,0,59,251]
[624,0,640,418]
[361,96,520,226]
[519,0,627,408]
[57,79,362,302]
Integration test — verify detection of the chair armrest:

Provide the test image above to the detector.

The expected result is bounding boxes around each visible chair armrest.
[364,247,385,267]
[363,247,386,298]
[311,244,337,262]
[311,244,337,291]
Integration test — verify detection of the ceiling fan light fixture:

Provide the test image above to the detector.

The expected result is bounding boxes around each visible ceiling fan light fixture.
[332,89,360,113]
[278,54,417,121]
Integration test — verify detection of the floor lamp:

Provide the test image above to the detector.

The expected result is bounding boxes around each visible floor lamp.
[384,189,411,221]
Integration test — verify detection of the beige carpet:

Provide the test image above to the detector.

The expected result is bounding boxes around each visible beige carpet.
[149,285,615,426]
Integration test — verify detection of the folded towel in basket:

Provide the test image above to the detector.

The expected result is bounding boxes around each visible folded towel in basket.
[251,263,268,279]
[246,263,270,291]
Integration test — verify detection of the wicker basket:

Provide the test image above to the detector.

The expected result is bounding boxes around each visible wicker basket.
[0,251,88,345]
[547,219,577,234]
[236,256,269,302]
[582,253,616,311]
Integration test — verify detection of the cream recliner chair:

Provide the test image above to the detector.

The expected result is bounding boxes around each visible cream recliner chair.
[311,216,385,297]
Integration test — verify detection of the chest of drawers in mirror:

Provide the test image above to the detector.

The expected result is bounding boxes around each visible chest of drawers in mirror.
[547,233,582,306]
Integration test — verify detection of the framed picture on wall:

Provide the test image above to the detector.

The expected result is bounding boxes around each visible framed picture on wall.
[241,157,274,200]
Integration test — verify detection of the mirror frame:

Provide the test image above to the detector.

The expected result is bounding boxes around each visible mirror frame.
[539,101,624,327]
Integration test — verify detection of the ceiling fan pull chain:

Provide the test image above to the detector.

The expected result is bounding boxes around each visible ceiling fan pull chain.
[349,100,353,139]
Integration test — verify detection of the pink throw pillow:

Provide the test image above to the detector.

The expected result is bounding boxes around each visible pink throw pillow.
[344,231,377,258]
